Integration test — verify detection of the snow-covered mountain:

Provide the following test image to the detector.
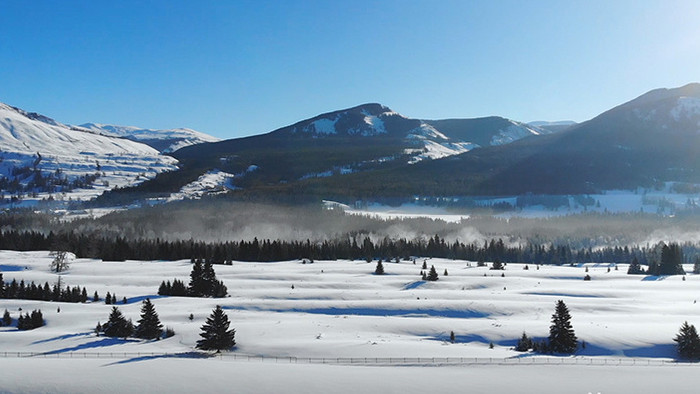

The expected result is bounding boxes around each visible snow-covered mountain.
[268,103,478,163]
[0,102,177,205]
[79,123,219,153]
[423,116,553,149]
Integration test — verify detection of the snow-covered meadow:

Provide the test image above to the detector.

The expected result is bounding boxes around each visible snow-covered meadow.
[2,251,700,393]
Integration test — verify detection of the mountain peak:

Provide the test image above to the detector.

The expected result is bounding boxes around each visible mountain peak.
[626,82,700,108]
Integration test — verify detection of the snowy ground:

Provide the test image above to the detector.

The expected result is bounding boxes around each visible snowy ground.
[328,186,700,223]
[1,251,700,392]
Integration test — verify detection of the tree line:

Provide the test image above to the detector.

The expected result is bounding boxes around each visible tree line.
[0,229,695,266]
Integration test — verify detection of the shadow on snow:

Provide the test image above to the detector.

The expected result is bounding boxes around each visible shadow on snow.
[224,306,489,319]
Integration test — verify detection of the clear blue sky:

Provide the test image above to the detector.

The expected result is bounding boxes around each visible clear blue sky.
[1,0,699,139]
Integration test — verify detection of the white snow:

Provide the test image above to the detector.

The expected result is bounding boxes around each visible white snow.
[165,169,236,201]
[307,118,338,135]
[80,123,220,153]
[325,201,469,223]
[2,250,700,392]
[407,140,478,164]
[0,103,178,206]
[490,121,542,146]
[670,97,700,122]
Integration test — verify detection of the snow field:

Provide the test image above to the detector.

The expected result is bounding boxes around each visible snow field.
[2,251,700,392]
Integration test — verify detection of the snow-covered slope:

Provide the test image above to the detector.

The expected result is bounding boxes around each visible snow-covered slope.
[0,102,177,204]
[2,251,700,392]
[80,123,219,153]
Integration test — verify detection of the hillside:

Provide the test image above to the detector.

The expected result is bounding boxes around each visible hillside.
[0,103,177,204]
[80,123,219,153]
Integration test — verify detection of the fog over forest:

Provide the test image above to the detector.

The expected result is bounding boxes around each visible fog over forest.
[4,201,700,249]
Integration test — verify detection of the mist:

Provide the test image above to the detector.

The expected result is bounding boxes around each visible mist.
[5,201,697,250]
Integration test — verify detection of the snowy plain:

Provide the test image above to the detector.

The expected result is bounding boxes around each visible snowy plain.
[2,251,700,392]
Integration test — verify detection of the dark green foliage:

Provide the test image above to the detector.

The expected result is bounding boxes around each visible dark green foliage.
[122,297,127,305]
[134,299,163,340]
[93,291,99,302]
[164,327,175,338]
[0,277,89,303]
[103,306,134,338]
[627,257,644,275]
[515,332,533,352]
[17,309,43,330]
[196,305,236,352]
[187,259,228,298]
[583,274,591,281]
[450,330,455,343]
[548,300,577,354]
[491,260,504,270]
[693,257,700,274]
[2,309,11,326]
[105,292,112,305]
[426,265,439,281]
[374,260,385,275]
[675,321,700,360]
[649,243,685,276]
[444,269,448,276]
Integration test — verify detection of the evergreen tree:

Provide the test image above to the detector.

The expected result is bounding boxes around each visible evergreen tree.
[426,265,439,281]
[515,332,533,352]
[105,291,112,305]
[627,257,643,275]
[374,260,385,275]
[548,300,577,354]
[196,305,236,352]
[674,321,700,360]
[693,257,700,275]
[103,306,134,338]
[189,259,205,297]
[93,291,99,302]
[134,299,163,340]
[2,309,10,326]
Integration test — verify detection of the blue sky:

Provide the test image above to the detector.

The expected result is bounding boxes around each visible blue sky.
[1,0,699,139]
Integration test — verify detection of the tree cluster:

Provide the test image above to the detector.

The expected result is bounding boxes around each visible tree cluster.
[2,229,692,266]
[1,277,88,303]
[17,309,44,330]
[98,300,168,340]
[158,260,227,298]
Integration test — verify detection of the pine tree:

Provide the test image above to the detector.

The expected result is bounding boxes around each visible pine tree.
[548,300,577,353]
[105,292,112,305]
[515,332,533,352]
[374,260,385,275]
[196,305,236,352]
[93,291,99,302]
[134,299,163,340]
[427,265,439,281]
[103,306,134,338]
[2,309,10,326]
[674,321,700,359]
[189,259,205,297]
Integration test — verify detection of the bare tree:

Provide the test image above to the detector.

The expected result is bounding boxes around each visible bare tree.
[49,250,71,273]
